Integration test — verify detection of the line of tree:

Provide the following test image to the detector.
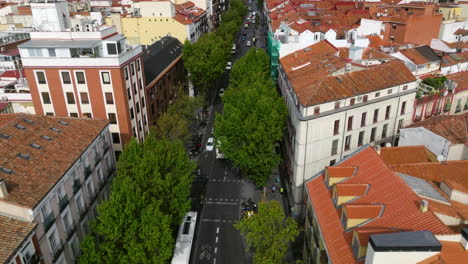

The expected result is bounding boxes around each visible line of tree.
[214,48,287,187]
[78,137,195,263]
[183,0,248,95]
[235,200,300,264]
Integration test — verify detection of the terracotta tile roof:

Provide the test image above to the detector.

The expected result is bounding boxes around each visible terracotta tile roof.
[266,0,289,10]
[17,6,31,15]
[0,114,108,208]
[0,215,36,263]
[281,56,416,106]
[380,146,437,165]
[366,35,398,49]
[428,200,468,222]
[327,166,356,178]
[390,160,468,193]
[339,47,393,61]
[441,52,468,67]
[306,146,452,264]
[454,28,468,36]
[335,183,368,196]
[443,40,468,50]
[0,102,11,112]
[345,204,384,219]
[417,241,468,264]
[406,114,468,144]
[399,45,441,65]
[356,227,399,246]
[446,71,468,93]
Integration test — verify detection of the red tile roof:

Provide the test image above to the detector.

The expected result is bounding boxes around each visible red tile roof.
[0,102,11,112]
[366,35,398,49]
[400,45,440,65]
[339,47,393,60]
[406,114,468,144]
[327,166,356,178]
[17,6,31,15]
[380,146,437,165]
[0,114,109,208]
[417,241,468,264]
[441,52,468,67]
[345,204,384,219]
[0,215,36,263]
[335,183,368,196]
[446,71,468,93]
[306,147,452,264]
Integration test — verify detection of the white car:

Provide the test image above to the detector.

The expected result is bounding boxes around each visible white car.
[226,61,232,70]
[219,88,225,97]
[206,137,214,151]
[247,41,251,47]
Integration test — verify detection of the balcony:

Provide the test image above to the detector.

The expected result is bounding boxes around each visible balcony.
[58,196,69,212]
[84,166,92,179]
[73,179,81,194]
[43,212,55,232]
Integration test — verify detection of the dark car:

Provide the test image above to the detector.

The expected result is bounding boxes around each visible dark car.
[241,36,246,41]
[243,31,247,36]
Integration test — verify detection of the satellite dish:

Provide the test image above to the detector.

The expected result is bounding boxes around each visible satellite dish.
[437,155,445,162]
[385,143,392,147]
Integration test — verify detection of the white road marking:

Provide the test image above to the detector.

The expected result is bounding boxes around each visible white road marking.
[216,227,220,233]
[216,236,218,243]
[215,247,218,254]
[214,258,217,264]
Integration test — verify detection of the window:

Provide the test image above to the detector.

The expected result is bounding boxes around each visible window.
[48,48,56,57]
[70,112,78,117]
[63,212,71,232]
[137,59,141,71]
[61,72,71,84]
[370,127,376,142]
[361,112,366,127]
[314,107,320,115]
[131,63,135,75]
[382,124,388,138]
[48,232,57,251]
[358,131,364,146]
[385,105,391,120]
[333,120,340,135]
[105,92,114,104]
[335,101,340,109]
[141,97,145,108]
[363,95,368,102]
[392,24,396,30]
[76,194,83,213]
[398,119,404,131]
[107,43,117,55]
[400,101,406,115]
[124,68,129,80]
[390,36,395,42]
[76,72,86,84]
[101,72,111,84]
[329,159,336,166]
[403,85,408,91]
[108,113,117,124]
[136,102,140,113]
[83,113,92,118]
[80,92,89,104]
[66,92,75,104]
[331,139,338,155]
[138,120,142,131]
[87,180,94,197]
[112,133,120,144]
[375,92,380,98]
[130,107,134,119]
[41,92,51,104]
[350,98,355,105]
[46,112,54,116]
[36,71,46,84]
[345,135,351,151]
[387,89,392,95]
[127,88,131,100]
[347,116,353,131]
[133,83,137,95]
[20,242,35,264]
[373,109,379,123]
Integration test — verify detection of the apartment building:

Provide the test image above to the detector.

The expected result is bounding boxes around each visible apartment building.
[18,1,148,152]
[0,215,41,264]
[278,41,417,216]
[304,146,468,264]
[0,113,116,264]
[105,0,208,45]
[143,36,186,126]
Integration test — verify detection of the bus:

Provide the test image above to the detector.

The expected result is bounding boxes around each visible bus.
[171,212,198,264]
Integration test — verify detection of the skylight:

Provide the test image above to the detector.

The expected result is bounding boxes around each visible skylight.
[40,135,52,141]
[30,143,42,149]
[50,127,61,133]
[15,124,26,130]
[17,153,30,160]
[58,121,69,126]
[0,167,13,175]
[0,134,10,139]
[23,118,34,124]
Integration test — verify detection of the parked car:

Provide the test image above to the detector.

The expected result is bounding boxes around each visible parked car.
[247,41,251,47]
[226,62,232,70]
[242,36,246,41]
[206,137,215,151]
[219,88,225,97]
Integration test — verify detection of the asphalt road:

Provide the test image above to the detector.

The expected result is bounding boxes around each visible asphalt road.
[190,1,268,264]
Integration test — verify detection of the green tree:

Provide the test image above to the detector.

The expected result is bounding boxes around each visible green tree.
[79,137,195,263]
[215,49,286,186]
[235,201,299,264]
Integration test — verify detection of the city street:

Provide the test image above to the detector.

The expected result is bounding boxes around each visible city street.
[190,1,268,264]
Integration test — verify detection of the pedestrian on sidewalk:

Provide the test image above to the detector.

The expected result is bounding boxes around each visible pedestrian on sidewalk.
[271,186,276,193]
[280,187,284,195]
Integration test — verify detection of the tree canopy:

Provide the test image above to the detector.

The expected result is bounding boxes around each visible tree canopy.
[235,200,299,264]
[79,137,195,263]
[215,49,286,186]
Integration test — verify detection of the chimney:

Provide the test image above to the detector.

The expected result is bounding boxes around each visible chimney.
[374,145,381,155]
[420,200,429,213]
[0,179,7,198]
